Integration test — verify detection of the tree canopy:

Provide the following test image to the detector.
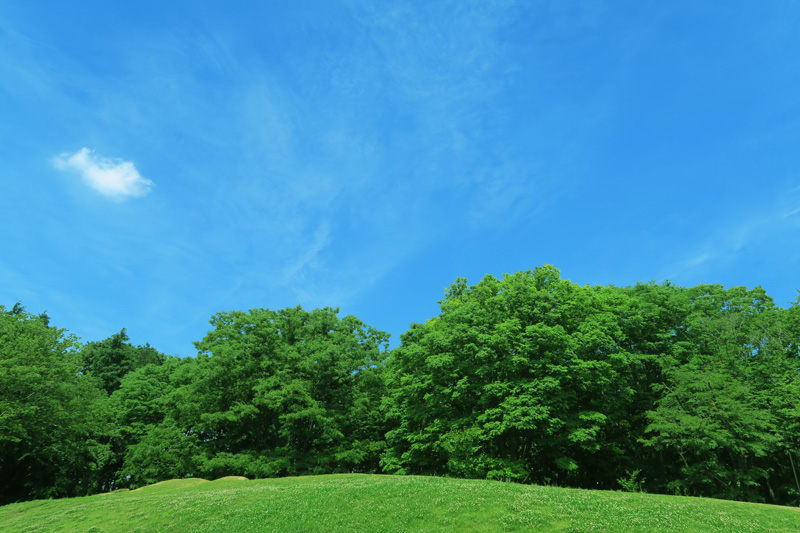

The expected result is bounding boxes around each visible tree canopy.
[0,305,112,504]
[2,267,799,506]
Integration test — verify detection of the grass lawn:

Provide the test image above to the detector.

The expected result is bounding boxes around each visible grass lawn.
[1,474,798,532]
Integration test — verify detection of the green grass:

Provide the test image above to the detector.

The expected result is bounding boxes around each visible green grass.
[1,474,798,532]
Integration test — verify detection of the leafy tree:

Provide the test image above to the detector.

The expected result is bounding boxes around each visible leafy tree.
[189,306,390,479]
[739,296,800,504]
[118,420,201,487]
[80,329,166,394]
[4,270,798,506]
[0,304,112,504]
[382,267,663,487]
[633,283,800,504]
[105,356,193,488]
[644,369,776,500]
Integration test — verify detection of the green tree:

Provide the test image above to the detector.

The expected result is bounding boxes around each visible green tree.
[642,284,799,503]
[190,306,390,479]
[382,267,660,487]
[105,355,193,488]
[644,369,776,500]
[118,420,201,487]
[80,329,166,394]
[0,304,112,504]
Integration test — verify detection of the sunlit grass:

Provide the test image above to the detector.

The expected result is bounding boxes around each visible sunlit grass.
[1,474,798,532]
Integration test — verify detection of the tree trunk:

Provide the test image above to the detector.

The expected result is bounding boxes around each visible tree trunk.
[789,449,800,504]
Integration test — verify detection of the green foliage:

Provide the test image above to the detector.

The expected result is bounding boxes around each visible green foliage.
[617,469,646,493]
[80,329,166,394]
[118,420,200,487]
[3,266,799,507]
[382,269,800,504]
[110,357,183,437]
[0,305,113,504]
[637,284,799,503]
[383,267,664,488]
[189,306,390,477]
[644,369,776,500]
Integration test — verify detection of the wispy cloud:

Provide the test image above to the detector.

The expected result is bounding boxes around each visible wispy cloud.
[281,223,332,283]
[685,253,713,267]
[664,185,800,291]
[54,148,153,199]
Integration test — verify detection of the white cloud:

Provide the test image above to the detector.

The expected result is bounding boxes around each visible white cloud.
[54,148,153,199]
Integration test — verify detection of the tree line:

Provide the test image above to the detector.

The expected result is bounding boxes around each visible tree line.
[1,266,799,506]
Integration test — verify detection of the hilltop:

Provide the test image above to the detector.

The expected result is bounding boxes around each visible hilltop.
[1,474,798,532]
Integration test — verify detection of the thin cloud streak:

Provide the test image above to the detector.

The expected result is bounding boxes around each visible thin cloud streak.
[54,148,154,200]
[663,186,800,289]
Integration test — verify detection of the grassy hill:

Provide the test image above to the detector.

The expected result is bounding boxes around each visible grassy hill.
[1,474,798,532]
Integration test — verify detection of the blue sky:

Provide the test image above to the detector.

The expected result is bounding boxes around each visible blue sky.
[2,1,799,356]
